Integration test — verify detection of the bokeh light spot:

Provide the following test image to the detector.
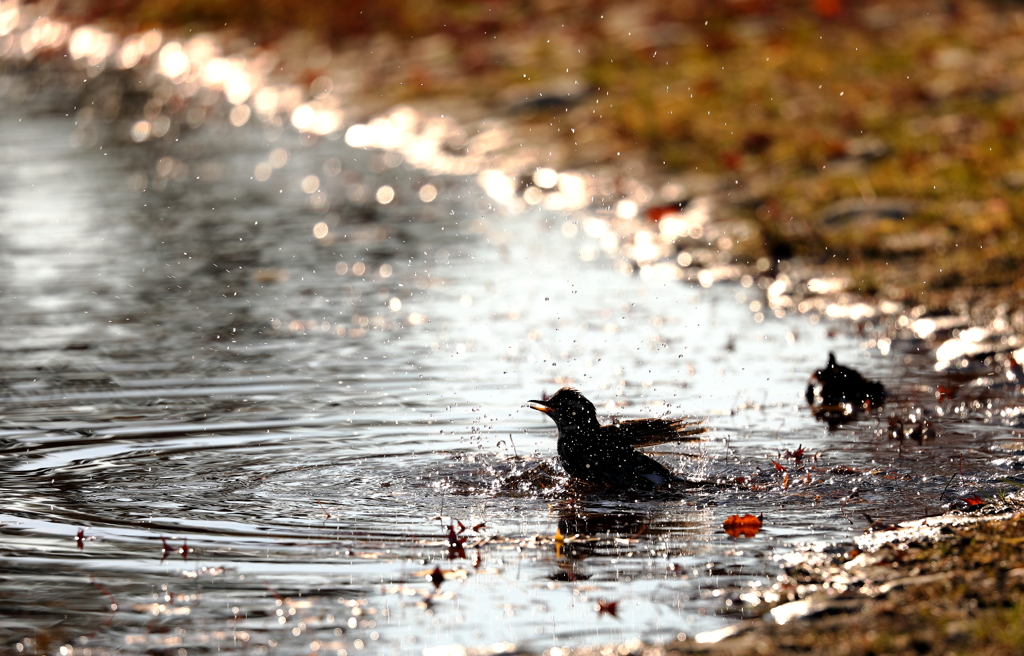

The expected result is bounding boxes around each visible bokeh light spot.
[533,167,559,189]
[229,104,251,127]
[254,162,272,181]
[615,199,638,219]
[376,185,395,204]
[130,120,151,142]
[301,175,320,194]
[418,184,437,202]
[157,42,189,80]
[269,148,288,168]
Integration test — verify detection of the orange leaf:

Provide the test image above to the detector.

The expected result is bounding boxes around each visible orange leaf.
[962,494,985,507]
[785,446,805,463]
[723,514,763,538]
[813,0,842,19]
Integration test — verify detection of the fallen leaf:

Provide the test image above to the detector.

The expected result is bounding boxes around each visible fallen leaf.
[595,599,618,617]
[446,524,467,559]
[962,493,986,507]
[428,566,444,589]
[723,514,763,538]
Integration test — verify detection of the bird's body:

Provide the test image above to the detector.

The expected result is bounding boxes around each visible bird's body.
[529,388,705,490]
[805,352,886,409]
[805,352,886,425]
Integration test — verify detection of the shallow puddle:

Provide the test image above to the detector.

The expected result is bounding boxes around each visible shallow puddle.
[1,98,1023,656]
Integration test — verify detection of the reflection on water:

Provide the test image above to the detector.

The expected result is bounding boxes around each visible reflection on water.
[2,91,1023,656]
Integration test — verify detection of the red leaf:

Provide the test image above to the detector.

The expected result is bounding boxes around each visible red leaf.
[771,460,787,472]
[446,525,467,559]
[645,205,681,222]
[961,494,985,507]
[813,0,842,19]
[723,514,763,538]
[596,599,618,617]
[784,446,805,464]
[446,525,466,546]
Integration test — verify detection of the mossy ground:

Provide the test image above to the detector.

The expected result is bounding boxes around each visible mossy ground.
[655,508,1024,656]
[79,0,1024,310]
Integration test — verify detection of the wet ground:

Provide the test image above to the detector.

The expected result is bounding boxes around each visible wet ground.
[2,82,1024,656]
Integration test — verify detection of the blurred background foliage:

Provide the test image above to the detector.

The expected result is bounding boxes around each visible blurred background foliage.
[42,0,1024,301]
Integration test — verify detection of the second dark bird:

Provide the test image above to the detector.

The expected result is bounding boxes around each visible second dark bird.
[805,352,885,424]
[529,388,705,490]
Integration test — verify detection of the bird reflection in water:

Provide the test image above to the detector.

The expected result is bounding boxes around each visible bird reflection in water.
[548,503,653,582]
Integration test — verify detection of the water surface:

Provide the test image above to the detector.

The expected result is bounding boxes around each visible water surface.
[1,106,1021,656]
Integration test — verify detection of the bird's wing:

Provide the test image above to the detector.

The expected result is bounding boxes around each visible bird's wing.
[590,445,675,489]
[609,417,706,447]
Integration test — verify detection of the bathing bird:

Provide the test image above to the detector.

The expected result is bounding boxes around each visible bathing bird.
[529,388,705,490]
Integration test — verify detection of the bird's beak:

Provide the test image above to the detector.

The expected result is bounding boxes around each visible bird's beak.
[528,400,554,415]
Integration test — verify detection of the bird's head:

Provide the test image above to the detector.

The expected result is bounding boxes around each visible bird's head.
[529,387,599,431]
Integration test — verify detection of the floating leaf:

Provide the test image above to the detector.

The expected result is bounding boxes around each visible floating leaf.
[446,524,467,559]
[595,599,619,617]
[428,566,444,589]
[446,525,466,546]
[723,514,763,538]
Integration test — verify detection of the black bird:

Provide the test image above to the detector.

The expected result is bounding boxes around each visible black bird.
[529,388,705,490]
[805,352,886,419]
